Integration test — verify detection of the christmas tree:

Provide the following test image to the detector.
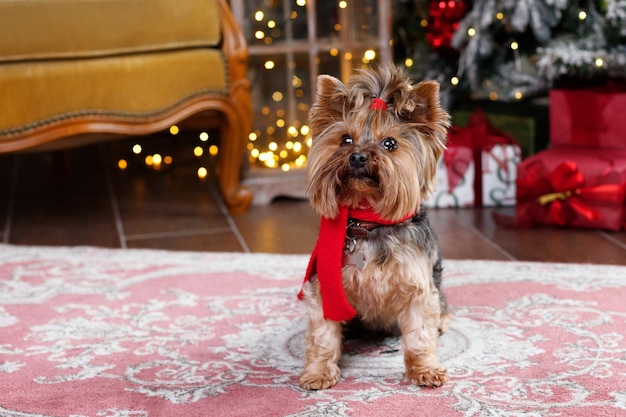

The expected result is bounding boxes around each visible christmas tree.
[395,0,626,105]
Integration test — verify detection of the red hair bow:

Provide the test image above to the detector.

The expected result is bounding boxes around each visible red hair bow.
[370,98,387,111]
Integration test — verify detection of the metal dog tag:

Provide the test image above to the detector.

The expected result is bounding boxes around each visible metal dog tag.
[342,250,366,269]
[353,251,366,269]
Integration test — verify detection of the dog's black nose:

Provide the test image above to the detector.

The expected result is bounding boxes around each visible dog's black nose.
[349,152,368,169]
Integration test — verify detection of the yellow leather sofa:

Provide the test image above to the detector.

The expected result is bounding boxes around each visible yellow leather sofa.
[0,0,253,213]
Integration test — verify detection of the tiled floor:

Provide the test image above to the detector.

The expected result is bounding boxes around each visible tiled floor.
[2,135,626,265]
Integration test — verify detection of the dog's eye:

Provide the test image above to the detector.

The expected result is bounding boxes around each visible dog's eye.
[381,137,397,151]
[341,134,353,146]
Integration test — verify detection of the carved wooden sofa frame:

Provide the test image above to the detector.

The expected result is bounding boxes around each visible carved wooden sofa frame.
[0,0,252,213]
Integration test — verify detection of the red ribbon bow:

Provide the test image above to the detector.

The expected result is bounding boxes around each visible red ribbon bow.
[517,160,626,227]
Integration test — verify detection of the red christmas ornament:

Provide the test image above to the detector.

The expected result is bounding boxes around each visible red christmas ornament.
[426,0,469,53]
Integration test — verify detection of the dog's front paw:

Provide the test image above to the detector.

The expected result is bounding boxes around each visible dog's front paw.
[299,366,340,390]
[405,366,448,388]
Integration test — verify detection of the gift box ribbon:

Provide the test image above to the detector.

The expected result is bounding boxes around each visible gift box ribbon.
[517,160,626,226]
[446,108,520,206]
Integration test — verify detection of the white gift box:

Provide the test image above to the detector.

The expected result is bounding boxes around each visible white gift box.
[424,144,521,208]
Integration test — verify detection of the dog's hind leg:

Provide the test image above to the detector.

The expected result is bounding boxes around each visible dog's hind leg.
[432,253,451,334]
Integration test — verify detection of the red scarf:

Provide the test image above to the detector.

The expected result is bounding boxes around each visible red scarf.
[299,206,414,321]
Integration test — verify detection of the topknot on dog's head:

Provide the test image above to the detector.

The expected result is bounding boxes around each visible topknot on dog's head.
[308,64,449,143]
[345,65,411,115]
[347,65,448,133]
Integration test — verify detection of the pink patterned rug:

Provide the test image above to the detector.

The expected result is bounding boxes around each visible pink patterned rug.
[1,245,626,417]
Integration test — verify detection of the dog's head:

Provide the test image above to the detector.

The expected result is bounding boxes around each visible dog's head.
[306,65,449,221]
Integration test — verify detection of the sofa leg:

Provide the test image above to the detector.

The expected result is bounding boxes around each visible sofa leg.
[221,183,252,214]
[215,107,253,214]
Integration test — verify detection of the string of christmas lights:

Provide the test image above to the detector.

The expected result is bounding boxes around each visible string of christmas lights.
[401,0,626,105]
[114,0,387,175]
[244,0,383,171]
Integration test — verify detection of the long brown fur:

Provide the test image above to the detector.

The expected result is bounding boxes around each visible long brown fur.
[300,65,450,390]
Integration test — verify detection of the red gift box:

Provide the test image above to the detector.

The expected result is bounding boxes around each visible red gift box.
[550,87,626,149]
[516,148,626,231]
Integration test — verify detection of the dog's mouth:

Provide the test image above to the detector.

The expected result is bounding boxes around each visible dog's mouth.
[347,169,379,186]
[334,164,384,209]
[339,171,381,202]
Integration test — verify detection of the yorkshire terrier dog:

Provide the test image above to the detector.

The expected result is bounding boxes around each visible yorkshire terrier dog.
[298,65,450,390]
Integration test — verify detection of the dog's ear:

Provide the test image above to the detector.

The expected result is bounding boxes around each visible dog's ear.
[405,81,448,129]
[308,75,348,137]
[400,81,450,159]
[405,80,449,156]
